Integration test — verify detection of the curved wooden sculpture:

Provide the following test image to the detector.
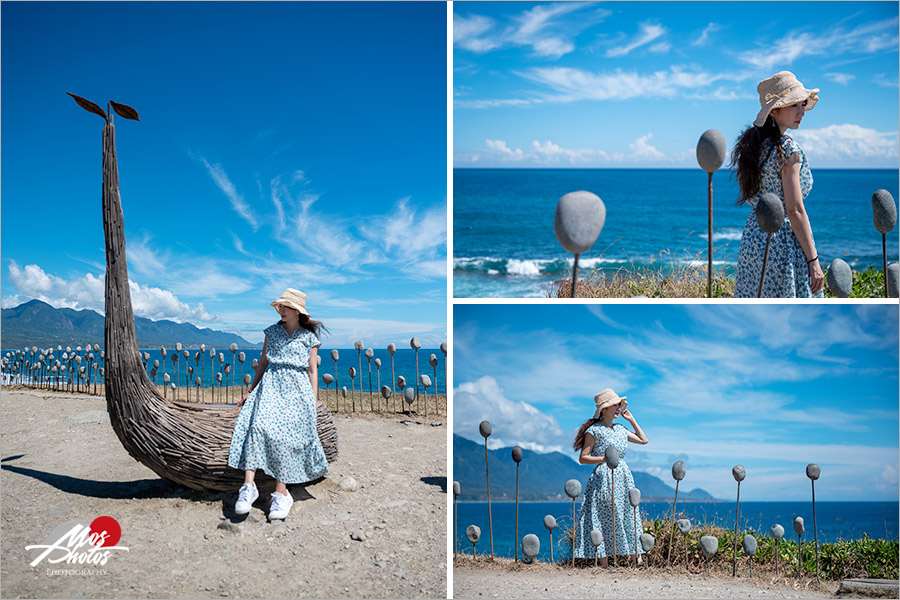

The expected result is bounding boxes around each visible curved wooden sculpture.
[71,93,338,492]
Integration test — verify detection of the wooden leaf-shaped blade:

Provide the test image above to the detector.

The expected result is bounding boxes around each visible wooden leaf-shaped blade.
[66,92,107,121]
[110,101,140,121]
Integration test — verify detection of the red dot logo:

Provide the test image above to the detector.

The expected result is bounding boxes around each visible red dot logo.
[89,516,121,547]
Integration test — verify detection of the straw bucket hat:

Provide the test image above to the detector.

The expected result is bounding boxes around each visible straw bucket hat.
[270,288,310,316]
[754,71,819,127]
[593,388,627,419]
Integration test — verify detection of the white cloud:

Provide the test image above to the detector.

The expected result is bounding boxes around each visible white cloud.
[791,124,899,165]
[453,13,500,53]
[873,73,899,88]
[4,260,215,323]
[521,65,722,101]
[453,376,565,453]
[649,42,671,54]
[485,139,525,160]
[318,317,446,348]
[692,22,722,46]
[823,72,855,85]
[198,157,258,231]
[629,133,667,161]
[606,22,667,58]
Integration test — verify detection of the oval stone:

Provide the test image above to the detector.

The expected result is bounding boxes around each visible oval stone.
[872,189,897,234]
[453,481,461,496]
[732,465,746,482]
[403,388,415,405]
[387,343,396,354]
[511,446,523,463]
[628,488,641,507]
[700,535,718,557]
[676,518,691,534]
[374,358,381,367]
[331,349,340,361]
[543,515,557,531]
[440,342,447,354]
[590,529,603,547]
[826,258,852,298]
[365,348,374,359]
[696,129,727,173]
[742,534,758,556]
[381,385,392,399]
[354,341,364,351]
[522,533,540,559]
[888,263,899,298]
[341,386,347,398]
[672,460,686,481]
[771,524,784,540]
[420,374,432,388]
[322,373,334,385]
[410,337,422,350]
[479,420,492,438]
[466,525,481,544]
[564,479,582,499]
[756,192,785,234]
[640,533,655,552]
[605,446,620,469]
[793,516,805,535]
[806,463,820,481]
[554,191,606,254]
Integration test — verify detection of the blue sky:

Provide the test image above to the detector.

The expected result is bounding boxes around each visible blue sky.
[454,1,900,168]
[454,304,899,501]
[1,2,447,346]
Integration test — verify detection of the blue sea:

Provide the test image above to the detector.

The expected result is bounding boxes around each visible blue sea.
[453,168,900,297]
[454,501,899,561]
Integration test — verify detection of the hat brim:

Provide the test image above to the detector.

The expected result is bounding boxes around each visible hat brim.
[593,396,627,419]
[270,300,310,316]
[753,87,819,127]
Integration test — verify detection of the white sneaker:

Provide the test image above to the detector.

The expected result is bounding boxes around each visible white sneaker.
[234,483,259,514]
[268,491,294,520]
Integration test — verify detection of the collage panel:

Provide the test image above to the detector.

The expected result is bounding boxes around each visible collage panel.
[453,1,899,299]
[1,2,447,599]
[451,303,899,598]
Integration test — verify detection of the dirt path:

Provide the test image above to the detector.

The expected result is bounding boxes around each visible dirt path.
[1,389,447,599]
[453,558,839,599]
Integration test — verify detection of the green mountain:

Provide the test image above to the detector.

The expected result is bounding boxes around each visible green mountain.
[453,434,716,502]
[1,299,256,349]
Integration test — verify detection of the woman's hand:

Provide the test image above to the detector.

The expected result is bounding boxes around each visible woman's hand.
[236,390,251,408]
[620,408,635,423]
[807,257,824,294]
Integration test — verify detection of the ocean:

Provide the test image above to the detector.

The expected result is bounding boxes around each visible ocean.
[453,168,900,297]
[454,500,899,562]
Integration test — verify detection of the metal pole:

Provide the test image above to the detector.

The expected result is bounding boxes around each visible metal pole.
[708,171,713,298]
[812,480,819,581]
[732,481,741,576]
[667,480,680,565]
[454,495,458,557]
[515,463,520,563]
[883,233,888,298]
[571,498,576,568]
[758,234,772,298]
[484,439,494,560]
[571,253,580,298]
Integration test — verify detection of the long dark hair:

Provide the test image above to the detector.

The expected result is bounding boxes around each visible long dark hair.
[730,114,787,204]
[280,313,328,337]
[573,417,602,451]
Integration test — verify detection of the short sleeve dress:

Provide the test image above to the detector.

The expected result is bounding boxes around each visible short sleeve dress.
[734,136,823,298]
[573,423,643,558]
[228,323,329,484]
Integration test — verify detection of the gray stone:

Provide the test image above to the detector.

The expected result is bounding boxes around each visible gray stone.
[354,341,364,351]
[628,488,641,507]
[522,533,540,559]
[590,529,603,547]
[381,385,392,399]
[732,465,746,482]
[419,374,432,388]
[466,525,481,544]
[453,481,460,497]
[339,477,359,492]
[672,460,686,481]
[331,349,339,361]
[351,529,365,541]
[888,263,899,298]
[403,388,415,405]
[409,337,421,350]
[826,258,852,298]
[440,342,447,354]
[564,479,582,498]
[511,446,523,463]
[387,343,396,355]
[742,534,757,556]
[341,386,347,398]
[479,420,492,438]
[543,515,557,531]
[604,446,620,469]
[756,192,785,234]
[640,533,655,552]
[364,348,374,359]
[676,518,691,534]
[793,516,805,535]
[430,421,442,427]
[429,353,438,367]
[872,189,897,233]
[771,524,784,540]
[554,191,606,254]
[700,535,718,557]
[322,373,333,385]
[217,521,242,534]
[696,129,727,173]
[806,463,820,481]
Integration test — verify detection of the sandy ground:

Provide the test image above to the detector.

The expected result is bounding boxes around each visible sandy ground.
[0,389,447,599]
[453,558,842,599]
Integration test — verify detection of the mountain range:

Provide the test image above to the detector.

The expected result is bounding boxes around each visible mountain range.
[453,434,716,502]
[1,299,256,349]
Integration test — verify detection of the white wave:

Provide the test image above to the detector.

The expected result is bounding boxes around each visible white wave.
[699,229,743,242]
[506,259,543,276]
[576,257,631,268]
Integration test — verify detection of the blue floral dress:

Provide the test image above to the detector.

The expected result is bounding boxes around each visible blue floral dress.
[228,324,329,483]
[573,423,643,558]
[734,136,823,298]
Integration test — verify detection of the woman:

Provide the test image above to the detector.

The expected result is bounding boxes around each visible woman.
[573,389,648,566]
[732,70,824,297]
[228,288,329,520]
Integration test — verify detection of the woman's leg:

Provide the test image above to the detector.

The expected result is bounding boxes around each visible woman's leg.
[274,480,288,495]
[598,556,609,568]
[244,469,256,485]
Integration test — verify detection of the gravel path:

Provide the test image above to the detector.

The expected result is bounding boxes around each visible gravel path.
[453,558,839,599]
[1,389,447,599]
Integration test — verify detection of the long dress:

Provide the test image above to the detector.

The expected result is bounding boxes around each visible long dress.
[734,136,823,298]
[573,423,643,558]
[228,323,329,483]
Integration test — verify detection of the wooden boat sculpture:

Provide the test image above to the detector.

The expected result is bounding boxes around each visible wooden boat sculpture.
[71,93,338,492]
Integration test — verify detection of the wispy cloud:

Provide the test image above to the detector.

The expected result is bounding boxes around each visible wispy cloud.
[823,72,855,85]
[692,22,722,47]
[198,157,258,231]
[606,22,667,58]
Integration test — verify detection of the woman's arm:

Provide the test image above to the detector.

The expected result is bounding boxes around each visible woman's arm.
[308,346,319,403]
[579,432,606,465]
[237,337,269,406]
[782,152,824,293]
[621,409,648,445]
